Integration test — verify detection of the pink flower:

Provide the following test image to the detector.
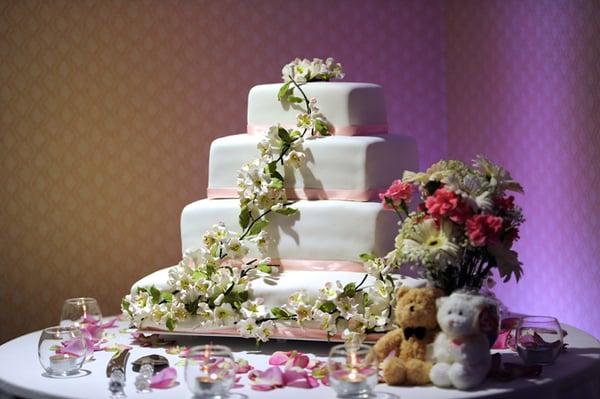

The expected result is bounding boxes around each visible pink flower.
[465,214,503,246]
[425,188,472,224]
[379,180,412,209]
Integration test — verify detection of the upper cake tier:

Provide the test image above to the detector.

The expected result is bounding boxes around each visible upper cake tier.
[208,134,418,201]
[247,82,388,136]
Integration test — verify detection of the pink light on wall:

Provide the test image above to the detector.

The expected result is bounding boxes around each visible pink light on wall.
[444,0,600,337]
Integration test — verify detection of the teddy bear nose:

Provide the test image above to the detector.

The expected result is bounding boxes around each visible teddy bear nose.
[409,305,415,312]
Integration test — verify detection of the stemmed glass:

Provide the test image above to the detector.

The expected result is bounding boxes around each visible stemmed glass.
[38,326,86,377]
[60,297,103,327]
[516,316,564,365]
[328,343,379,399]
[185,344,236,399]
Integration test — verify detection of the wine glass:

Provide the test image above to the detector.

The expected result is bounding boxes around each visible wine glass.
[516,316,564,365]
[185,344,236,399]
[328,343,378,399]
[38,326,86,377]
[60,297,103,328]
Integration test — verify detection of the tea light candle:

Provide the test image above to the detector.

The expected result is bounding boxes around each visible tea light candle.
[49,354,77,374]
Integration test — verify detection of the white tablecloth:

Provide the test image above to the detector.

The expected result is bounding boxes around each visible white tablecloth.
[1,319,599,399]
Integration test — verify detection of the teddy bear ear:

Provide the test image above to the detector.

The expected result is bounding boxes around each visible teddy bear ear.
[395,286,411,301]
[436,296,447,308]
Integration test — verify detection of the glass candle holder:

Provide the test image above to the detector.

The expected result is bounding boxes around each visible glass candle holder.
[38,326,86,376]
[60,297,103,328]
[185,344,236,399]
[328,343,378,399]
[516,316,563,365]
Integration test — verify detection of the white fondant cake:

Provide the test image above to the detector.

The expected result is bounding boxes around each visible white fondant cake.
[247,83,388,136]
[127,72,420,341]
[181,199,398,264]
[208,134,418,201]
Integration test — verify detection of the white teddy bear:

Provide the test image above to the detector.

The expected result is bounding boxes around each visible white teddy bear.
[429,292,496,390]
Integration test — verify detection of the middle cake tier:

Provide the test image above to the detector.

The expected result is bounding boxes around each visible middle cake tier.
[207,134,418,202]
[182,199,398,268]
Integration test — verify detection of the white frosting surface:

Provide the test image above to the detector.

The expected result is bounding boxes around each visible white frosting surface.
[247,82,387,133]
[181,199,398,261]
[208,134,418,200]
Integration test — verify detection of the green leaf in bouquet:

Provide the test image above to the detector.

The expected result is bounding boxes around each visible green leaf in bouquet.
[248,219,269,237]
[150,286,161,304]
[319,301,337,314]
[271,307,291,319]
[342,282,356,298]
[277,81,291,101]
[166,317,176,331]
[239,205,251,229]
[205,263,216,277]
[274,206,298,216]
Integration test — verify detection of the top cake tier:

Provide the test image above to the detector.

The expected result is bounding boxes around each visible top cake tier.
[247,82,388,136]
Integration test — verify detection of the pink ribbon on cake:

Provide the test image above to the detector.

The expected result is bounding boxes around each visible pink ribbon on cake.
[246,124,388,136]
[270,259,365,273]
[207,187,380,202]
[142,324,383,342]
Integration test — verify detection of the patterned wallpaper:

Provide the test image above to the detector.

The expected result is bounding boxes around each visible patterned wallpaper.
[0,0,447,343]
[444,0,600,338]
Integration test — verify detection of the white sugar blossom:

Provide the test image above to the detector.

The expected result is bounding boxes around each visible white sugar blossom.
[313,309,337,335]
[335,297,359,320]
[283,150,306,168]
[319,281,343,301]
[370,279,394,304]
[237,318,258,338]
[255,320,276,342]
[226,237,249,259]
[196,303,213,323]
[214,303,236,326]
[295,303,313,326]
[241,299,267,319]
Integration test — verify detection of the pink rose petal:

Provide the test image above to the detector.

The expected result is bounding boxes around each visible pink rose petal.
[268,351,289,366]
[150,367,178,389]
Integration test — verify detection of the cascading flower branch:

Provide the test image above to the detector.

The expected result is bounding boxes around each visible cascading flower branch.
[122,58,398,344]
[383,156,525,294]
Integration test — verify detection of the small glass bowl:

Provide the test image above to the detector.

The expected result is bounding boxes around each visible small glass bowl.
[328,343,378,399]
[184,344,236,399]
[38,326,86,376]
[516,316,564,365]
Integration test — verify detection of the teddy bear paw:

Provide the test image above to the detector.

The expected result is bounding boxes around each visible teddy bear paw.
[430,363,452,387]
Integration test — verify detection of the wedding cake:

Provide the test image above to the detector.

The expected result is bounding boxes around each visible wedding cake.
[123,58,420,342]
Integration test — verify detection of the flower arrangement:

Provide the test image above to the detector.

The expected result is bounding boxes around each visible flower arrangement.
[122,58,398,344]
[382,156,525,294]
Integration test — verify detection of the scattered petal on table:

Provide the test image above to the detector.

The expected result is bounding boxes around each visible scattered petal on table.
[150,367,178,389]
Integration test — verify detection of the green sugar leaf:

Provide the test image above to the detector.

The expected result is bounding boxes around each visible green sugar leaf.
[287,95,303,103]
[343,282,356,298]
[160,291,173,303]
[150,286,161,304]
[319,301,336,314]
[258,264,272,273]
[248,219,269,237]
[239,206,250,229]
[277,81,291,101]
[166,317,175,331]
[271,307,291,319]
[278,127,291,143]
[275,207,298,216]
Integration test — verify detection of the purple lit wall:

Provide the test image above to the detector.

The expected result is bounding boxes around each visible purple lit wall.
[444,1,600,337]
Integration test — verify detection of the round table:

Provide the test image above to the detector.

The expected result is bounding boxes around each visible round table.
[1,320,599,399]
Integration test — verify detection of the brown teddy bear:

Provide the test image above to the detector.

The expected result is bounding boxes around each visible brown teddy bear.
[373,286,443,385]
